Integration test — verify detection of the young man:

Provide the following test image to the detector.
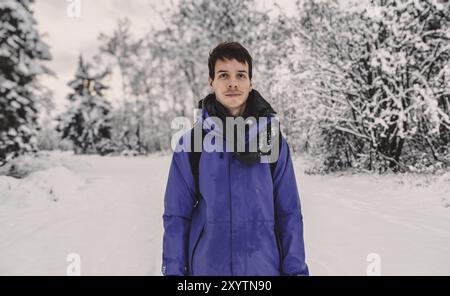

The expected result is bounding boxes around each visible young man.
[162,42,309,276]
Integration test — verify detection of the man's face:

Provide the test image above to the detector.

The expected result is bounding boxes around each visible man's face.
[209,58,252,116]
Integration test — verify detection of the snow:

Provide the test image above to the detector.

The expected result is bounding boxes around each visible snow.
[301,167,450,275]
[0,151,449,275]
[0,166,84,207]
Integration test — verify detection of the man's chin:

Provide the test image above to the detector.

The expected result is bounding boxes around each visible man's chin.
[219,97,248,107]
[222,103,245,112]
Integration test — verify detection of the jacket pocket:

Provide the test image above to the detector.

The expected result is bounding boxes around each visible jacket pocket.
[190,224,206,275]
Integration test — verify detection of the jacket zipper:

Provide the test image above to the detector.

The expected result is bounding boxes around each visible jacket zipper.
[228,153,233,275]
[191,224,205,275]
[274,222,283,269]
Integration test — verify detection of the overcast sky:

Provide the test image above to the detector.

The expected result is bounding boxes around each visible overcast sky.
[32,0,298,115]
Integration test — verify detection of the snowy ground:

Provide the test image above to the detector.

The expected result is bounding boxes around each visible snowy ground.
[0,151,449,275]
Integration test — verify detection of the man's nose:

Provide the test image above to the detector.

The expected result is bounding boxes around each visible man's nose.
[228,79,238,88]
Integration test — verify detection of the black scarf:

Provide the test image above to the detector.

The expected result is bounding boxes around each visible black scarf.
[198,89,277,165]
[199,89,276,121]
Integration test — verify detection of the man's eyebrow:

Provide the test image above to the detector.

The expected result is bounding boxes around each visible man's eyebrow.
[216,70,248,73]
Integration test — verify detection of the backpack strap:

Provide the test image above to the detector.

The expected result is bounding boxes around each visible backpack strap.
[266,117,282,178]
[189,125,205,206]
[269,128,284,265]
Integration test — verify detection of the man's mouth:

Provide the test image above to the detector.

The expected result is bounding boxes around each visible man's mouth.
[225,93,241,97]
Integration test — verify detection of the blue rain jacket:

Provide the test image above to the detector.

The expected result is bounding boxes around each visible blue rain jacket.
[162,90,308,276]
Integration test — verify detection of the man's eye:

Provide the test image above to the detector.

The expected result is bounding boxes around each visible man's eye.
[219,74,228,78]
[238,74,246,78]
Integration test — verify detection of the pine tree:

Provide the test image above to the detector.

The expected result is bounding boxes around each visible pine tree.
[57,55,114,155]
[0,0,51,165]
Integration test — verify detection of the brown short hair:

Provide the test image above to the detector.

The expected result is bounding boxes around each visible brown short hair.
[208,42,253,80]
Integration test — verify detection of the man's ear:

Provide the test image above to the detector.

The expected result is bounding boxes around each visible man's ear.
[208,77,213,88]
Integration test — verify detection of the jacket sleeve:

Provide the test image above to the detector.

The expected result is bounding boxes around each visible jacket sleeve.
[272,136,309,276]
[162,148,196,276]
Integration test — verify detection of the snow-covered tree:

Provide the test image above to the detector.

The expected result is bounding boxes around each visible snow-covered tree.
[57,56,113,155]
[365,0,450,170]
[256,7,313,154]
[95,1,273,153]
[98,18,171,153]
[98,19,149,153]
[0,0,51,165]
[290,0,450,172]
[150,0,270,108]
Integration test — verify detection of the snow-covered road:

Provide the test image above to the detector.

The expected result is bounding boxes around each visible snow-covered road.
[299,165,450,275]
[0,152,449,275]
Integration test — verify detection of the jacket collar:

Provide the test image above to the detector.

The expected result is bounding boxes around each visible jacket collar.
[198,89,276,121]
[196,90,278,165]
